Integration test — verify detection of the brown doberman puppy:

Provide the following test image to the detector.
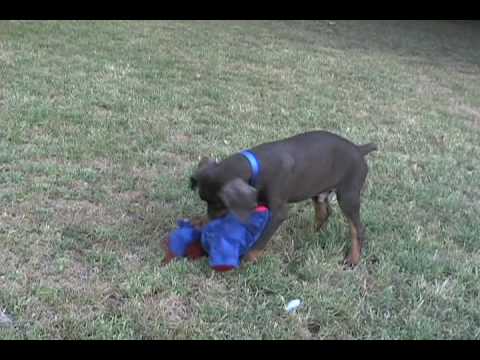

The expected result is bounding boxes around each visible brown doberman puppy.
[190,131,377,268]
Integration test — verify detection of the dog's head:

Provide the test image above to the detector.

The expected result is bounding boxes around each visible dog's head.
[190,157,257,222]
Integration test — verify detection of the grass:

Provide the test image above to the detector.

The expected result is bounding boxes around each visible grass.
[0,20,479,339]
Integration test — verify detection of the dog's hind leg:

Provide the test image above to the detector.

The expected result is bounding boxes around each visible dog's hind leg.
[312,193,331,231]
[336,163,368,269]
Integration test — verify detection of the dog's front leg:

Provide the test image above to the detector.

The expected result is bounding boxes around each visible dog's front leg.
[244,203,288,262]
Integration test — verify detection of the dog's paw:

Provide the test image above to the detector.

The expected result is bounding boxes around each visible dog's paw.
[190,216,209,229]
[342,255,360,270]
[244,250,264,263]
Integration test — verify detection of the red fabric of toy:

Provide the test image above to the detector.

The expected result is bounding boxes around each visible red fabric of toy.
[211,265,234,272]
[185,241,207,260]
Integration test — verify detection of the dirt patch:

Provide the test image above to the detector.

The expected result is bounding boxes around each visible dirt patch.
[155,295,191,324]
[158,151,187,165]
[129,166,158,181]
[114,191,147,204]
[1,199,40,228]
[184,275,232,311]
[49,199,122,227]
[127,293,195,331]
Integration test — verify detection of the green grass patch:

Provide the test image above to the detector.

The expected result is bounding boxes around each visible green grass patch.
[1,20,479,339]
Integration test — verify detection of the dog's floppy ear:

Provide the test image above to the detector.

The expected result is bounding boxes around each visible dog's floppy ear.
[219,178,257,223]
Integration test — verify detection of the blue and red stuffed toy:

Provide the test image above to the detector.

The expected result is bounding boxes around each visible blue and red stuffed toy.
[162,206,270,272]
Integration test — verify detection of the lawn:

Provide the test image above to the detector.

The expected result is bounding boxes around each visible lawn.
[0,20,479,339]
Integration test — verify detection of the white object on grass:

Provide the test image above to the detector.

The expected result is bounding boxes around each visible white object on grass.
[0,309,13,327]
[285,299,302,314]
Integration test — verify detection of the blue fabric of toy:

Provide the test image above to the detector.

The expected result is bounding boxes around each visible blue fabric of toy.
[201,208,270,269]
[169,219,202,257]
[167,208,270,269]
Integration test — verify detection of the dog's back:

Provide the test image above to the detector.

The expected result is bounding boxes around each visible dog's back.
[249,131,376,202]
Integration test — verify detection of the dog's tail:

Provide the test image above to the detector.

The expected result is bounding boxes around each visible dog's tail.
[358,143,378,156]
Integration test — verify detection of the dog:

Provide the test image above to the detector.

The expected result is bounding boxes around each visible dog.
[190,131,377,268]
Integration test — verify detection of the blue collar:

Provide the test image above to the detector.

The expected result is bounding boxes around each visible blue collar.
[240,150,261,187]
